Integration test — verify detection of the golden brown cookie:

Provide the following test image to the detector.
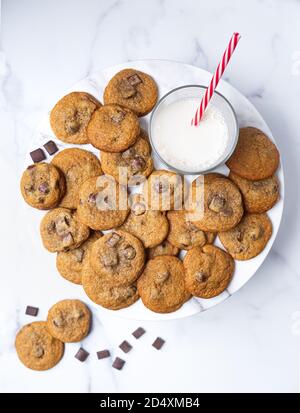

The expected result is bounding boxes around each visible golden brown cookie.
[40,207,90,252]
[218,213,273,260]
[148,240,179,259]
[51,148,102,209]
[56,232,102,284]
[90,230,145,286]
[82,254,139,310]
[20,163,65,210]
[143,170,184,211]
[47,299,91,343]
[189,176,244,232]
[183,245,234,298]
[226,127,280,180]
[103,68,158,117]
[229,172,280,213]
[167,210,211,250]
[137,256,189,313]
[87,104,140,152]
[120,194,169,248]
[77,176,129,230]
[15,321,64,371]
[100,129,153,184]
[50,92,101,144]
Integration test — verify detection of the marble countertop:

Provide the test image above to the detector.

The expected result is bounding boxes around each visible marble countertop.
[1,0,300,393]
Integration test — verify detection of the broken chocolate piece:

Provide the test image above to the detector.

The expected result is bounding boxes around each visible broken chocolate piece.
[43,140,58,155]
[30,148,46,163]
[152,337,165,350]
[112,357,125,370]
[132,327,145,339]
[119,340,132,354]
[97,350,111,359]
[75,347,89,362]
[25,306,39,317]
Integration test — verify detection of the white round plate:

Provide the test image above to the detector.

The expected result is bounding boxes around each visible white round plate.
[23,60,284,320]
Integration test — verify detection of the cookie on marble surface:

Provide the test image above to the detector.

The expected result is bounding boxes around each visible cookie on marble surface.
[183,245,234,298]
[100,129,153,184]
[82,254,139,310]
[50,92,101,144]
[20,162,65,210]
[229,172,279,213]
[40,207,90,252]
[226,127,280,180]
[47,299,91,343]
[15,321,64,371]
[77,176,129,230]
[120,194,169,248]
[147,240,179,259]
[90,230,145,287]
[143,170,185,211]
[103,69,158,117]
[56,232,102,284]
[87,104,140,152]
[51,148,102,209]
[137,256,190,314]
[218,213,273,260]
[189,176,244,232]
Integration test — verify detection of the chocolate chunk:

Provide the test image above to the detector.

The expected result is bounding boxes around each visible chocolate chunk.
[119,80,136,99]
[112,357,125,370]
[97,350,111,360]
[132,327,145,339]
[25,306,39,317]
[38,182,49,194]
[119,340,132,353]
[43,140,58,155]
[30,148,46,163]
[75,348,89,362]
[152,337,165,350]
[131,156,146,173]
[128,74,142,86]
[111,110,125,124]
[122,246,136,260]
[106,233,121,247]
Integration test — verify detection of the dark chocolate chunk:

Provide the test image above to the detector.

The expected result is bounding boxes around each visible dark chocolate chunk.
[75,348,89,362]
[119,340,132,353]
[112,357,125,370]
[128,74,142,86]
[43,140,59,155]
[152,337,165,350]
[30,148,46,163]
[132,327,145,339]
[97,350,111,360]
[25,306,39,317]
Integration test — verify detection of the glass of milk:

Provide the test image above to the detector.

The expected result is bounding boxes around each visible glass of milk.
[149,85,238,174]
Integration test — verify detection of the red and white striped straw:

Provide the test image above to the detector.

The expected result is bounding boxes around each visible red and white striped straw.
[192,32,241,127]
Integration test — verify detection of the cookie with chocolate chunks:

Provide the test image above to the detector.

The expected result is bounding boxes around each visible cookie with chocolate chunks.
[47,299,91,343]
[15,321,64,371]
[90,230,145,287]
[50,92,101,144]
[40,207,90,252]
[104,69,158,117]
[20,163,65,210]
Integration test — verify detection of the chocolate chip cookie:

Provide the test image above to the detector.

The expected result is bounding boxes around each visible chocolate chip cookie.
[47,299,91,343]
[143,170,184,211]
[229,172,280,213]
[183,245,234,298]
[87,104,140,152]
[51,148,102,209]
[82,255,139,310]
[90,230,145,286]
[167,210,209,250]
[148,240,180,259]
[218,213,273,260]
[189,176,244,232]
[100,129,153,184]
[56,232,102,284]
[50,92,101,144]
[120,194,169,248]
[226,127,280,180]
[137,256,190,313]
[77,176,129,230]
[15,321,64,371]
[20,163,65,210]
[40,207,90,252]
[103,69,158,117]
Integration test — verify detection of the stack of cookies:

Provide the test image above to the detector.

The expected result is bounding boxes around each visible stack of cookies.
[20,68,280,315]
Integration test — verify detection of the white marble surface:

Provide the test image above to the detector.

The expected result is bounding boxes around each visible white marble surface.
[0,0,300,393]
